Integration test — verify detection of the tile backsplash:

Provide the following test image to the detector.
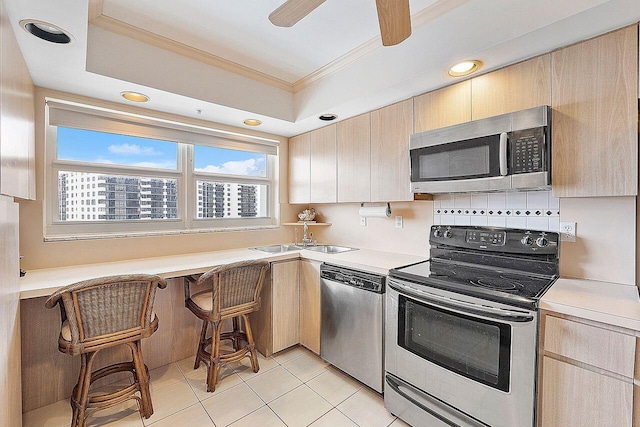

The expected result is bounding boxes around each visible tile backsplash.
[433,191,559,232]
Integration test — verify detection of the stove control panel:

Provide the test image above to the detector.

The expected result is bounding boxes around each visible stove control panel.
[431,225,559,255]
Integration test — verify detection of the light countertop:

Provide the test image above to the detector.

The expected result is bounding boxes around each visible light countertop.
[541,277,640,332]
[19,246,426,299]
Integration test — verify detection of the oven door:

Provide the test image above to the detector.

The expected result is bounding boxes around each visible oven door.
[385,279,538,427]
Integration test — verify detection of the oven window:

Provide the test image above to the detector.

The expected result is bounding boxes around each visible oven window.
[410,134,501,182]
[398,295,511,392]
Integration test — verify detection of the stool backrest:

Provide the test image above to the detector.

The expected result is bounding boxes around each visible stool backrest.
[196,260,269,320]
[45,274,167,347]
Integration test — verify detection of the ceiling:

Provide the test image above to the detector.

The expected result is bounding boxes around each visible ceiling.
[4,0,640,137]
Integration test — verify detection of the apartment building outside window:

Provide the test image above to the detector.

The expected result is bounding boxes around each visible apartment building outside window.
[45,99,278,239]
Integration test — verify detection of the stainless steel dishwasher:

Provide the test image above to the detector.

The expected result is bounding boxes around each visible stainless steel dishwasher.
[320,263,385,393]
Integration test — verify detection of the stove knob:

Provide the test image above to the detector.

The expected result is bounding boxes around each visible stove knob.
[521,236,533,246]
[536,237,549,247]
[433,228,443,238]
[443,229,453,238]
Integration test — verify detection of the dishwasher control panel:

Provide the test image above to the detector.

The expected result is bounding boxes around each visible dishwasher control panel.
[320,264,385,293]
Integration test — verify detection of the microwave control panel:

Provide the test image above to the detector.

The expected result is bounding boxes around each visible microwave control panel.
[510,127,545,174]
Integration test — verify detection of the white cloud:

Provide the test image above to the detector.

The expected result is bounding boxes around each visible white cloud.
[108,143,162,156]
[196,158,266,177]
[132,160,177,169]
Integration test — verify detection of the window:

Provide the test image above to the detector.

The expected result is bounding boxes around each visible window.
[45,100,278,239]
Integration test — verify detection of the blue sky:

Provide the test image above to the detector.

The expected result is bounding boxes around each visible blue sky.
[57,127,266,176]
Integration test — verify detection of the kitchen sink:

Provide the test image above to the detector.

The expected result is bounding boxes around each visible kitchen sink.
[250,244,302,253]
[304,245,359,254]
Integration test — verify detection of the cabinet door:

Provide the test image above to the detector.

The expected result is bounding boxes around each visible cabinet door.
[371,99,413,202]
[289,133,311,203]
[414,81,471,133]
[337,113,371,202]
[541,357,632,427]
[272,260,300,353]
[310,125,337,203]
[299,260,321,354]
[0,0,35,199]
[551,26,638,197]
[471,55,551,120]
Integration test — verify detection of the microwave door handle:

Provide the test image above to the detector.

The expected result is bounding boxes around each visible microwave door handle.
[499,132,508,176]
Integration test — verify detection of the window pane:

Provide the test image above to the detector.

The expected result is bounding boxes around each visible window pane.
[196,181,267,218]
[58,171,178,221]
[57,127,178,170]
[194,146,266,177]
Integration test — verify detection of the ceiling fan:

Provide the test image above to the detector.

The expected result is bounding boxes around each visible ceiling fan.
[269,0,412,47]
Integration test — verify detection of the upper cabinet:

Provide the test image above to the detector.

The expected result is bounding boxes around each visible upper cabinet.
[288,133,311,204]
[371,99,414,202]
[309,125,337,203]
[551,26,638,198]
[471,55,551,120]
[288,126,337,204]
[0,3,35,200]
[414,80,471,133]
[337,113,371,202]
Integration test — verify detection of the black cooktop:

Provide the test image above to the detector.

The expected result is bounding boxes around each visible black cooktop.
[389,226,560,309]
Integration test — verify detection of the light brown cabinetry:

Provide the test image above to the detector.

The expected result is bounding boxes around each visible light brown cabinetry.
[299,259,321,354]
[288,133,311,204]
[413,80,471,133]
[0,0,35,199]
[309,125,337,203]
[271,260,300,353]
[538,312,636,427]
[337,113,371,202]
[251,260,300,356]
[370,99,413,202]
[471,55,551,119]
[288,126,337,203]
[551,26,638,197]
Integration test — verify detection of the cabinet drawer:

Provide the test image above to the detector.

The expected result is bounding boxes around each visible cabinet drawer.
[544,316,635,376]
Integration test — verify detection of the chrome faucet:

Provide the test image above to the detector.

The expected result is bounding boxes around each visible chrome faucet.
[301,222,314,246]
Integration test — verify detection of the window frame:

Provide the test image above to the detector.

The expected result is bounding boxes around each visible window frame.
[44,99,279,240]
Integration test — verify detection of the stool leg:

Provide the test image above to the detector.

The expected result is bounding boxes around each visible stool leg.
[195,320,208,370]
[74,351,97,427]
[207,321,222,392]
[242,314,260,373]
[129,340,153,419]
[232,317,242,351]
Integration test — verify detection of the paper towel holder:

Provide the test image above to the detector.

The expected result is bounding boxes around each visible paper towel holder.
[359,202,391,217]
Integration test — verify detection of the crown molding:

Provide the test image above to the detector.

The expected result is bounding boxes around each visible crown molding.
[88,0,469,95]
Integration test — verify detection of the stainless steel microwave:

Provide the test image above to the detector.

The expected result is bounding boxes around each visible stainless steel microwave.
[410,106,551,193]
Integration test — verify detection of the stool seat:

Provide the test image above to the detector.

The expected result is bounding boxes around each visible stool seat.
[185,260,269,392]
[45,274,166,427]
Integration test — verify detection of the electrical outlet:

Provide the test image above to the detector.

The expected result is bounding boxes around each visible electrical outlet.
[360,216,367,227]
[395,215,403,229]
[560,221,576,242]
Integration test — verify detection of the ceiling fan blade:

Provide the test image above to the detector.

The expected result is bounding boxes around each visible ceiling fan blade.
[375,0,412,46]
[269,0,327,27]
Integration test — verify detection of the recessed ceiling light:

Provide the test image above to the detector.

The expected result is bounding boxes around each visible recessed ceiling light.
[448,60,483,77]
[121,91,150,102]
[243,119,262,126]
[319,114,337,121]
[20,20,72,44]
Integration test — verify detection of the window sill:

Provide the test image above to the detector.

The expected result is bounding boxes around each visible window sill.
[44,225,281,242]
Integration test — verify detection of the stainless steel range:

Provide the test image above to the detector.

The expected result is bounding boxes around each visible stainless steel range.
[385,225,559,427]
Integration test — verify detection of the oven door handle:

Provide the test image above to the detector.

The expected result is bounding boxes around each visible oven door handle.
[499,132,508,176]
[386,374,490,427]
[388,281,535,323]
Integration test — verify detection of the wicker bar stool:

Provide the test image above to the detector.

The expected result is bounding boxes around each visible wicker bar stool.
[185,260,269,392]
[45,274,167,427]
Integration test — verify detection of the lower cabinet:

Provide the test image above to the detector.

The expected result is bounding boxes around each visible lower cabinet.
[250,259,322,357]
[299,260,321,354]
[538,311,636,427]
[540,356,632,427]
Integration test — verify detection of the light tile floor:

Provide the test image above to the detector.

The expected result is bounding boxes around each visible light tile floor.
[23,346,410,427]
